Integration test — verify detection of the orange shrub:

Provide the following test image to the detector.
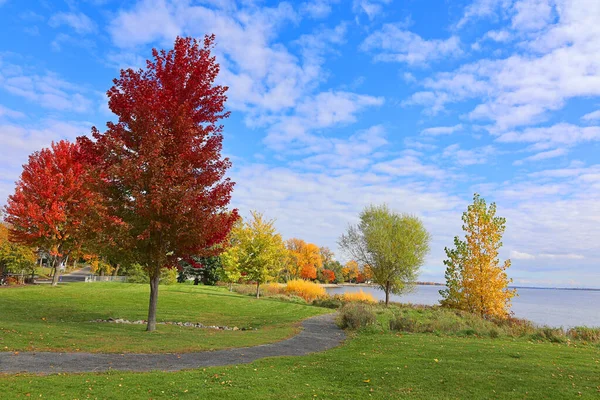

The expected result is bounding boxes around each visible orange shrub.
[285,279,327,302]
[342,289,376,303]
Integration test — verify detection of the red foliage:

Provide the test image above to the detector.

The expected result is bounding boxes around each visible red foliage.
[321,269,335,283]
[356,272,366,284]
[300,264,317,280]
[4,140,95,260]
[79,35,238,277]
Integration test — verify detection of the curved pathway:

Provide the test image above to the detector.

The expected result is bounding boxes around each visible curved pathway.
[0,313,345,374]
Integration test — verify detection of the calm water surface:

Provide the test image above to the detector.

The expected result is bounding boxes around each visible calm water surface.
[326,285,600,328]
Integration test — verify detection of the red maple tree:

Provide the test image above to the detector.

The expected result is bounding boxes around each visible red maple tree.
[80,35,238,331]
[4,140,95,285]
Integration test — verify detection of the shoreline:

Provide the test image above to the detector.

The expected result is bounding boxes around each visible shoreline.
[320,283,600,291]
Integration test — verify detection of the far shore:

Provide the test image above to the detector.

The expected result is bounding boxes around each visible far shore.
[319,283,600,291]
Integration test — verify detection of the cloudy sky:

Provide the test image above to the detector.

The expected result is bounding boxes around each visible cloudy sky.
[1,0,600,287]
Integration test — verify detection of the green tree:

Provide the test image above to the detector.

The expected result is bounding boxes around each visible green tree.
[440,194,516,319]
[0,223,37,278]
[228,211,286,298]
[339,204,431,306]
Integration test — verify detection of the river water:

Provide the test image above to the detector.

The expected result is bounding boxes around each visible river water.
[325,285,600,328]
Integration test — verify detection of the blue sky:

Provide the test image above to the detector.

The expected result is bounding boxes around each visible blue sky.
[1,0,600,287]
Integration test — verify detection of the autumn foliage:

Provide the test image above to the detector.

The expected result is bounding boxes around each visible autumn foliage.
[440,194,516,319]
[286,238,322,280]
[342,289,376,303]
[285,279,327,302]
[79,35,238,330]
[4,140,95,285]
[321,269,335,283]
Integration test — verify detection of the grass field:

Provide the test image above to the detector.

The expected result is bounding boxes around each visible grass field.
[1,283,599,399]
[1,332,599,399]
[0,283,328,353]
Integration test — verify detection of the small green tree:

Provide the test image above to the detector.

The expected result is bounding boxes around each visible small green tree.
[339,204,431,306]
[0,223,37,278]
[228,211,286,298]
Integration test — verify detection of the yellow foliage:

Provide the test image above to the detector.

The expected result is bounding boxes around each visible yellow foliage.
[342,289,376,303]
[441,193,516,319]
[342,260,359,282]
[285,239,323,279]
[285,279,327,302]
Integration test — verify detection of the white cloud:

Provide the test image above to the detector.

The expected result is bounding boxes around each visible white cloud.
[372,154,447,179]
[0,105,25,119]
[301,0,336,18]
[0,58,92,113]
[0,119,92,204]
[582,109,600,121]
[48,12,97,34]
[413,1,600,130]
[511,0,555,31]
[264,91,384,151]
[231,162,463,262]
[442,143,495,166]
[361,24,462,66]
[421,124,463,136]
[456,0,509,28]
[513,148,567,165]
[484,29,511,42]
[539,253,585,260]
[497,123,600,148]
[511,250,535,259]
[352,0,392,20]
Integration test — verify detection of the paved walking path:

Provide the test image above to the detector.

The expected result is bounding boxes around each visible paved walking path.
[0,313,345,374]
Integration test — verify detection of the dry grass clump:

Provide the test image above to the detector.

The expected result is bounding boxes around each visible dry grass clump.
[342,289,376,303]
[285,279,327,302]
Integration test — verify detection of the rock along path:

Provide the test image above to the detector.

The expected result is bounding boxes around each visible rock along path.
[0,313,345,374]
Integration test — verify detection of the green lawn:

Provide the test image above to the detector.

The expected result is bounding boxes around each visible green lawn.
[1,283,599,399]
[1,333,599,399]
[0,283,328,353]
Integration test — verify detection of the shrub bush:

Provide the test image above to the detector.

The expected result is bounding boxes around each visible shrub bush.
[342,289,376,303]
[312,297,343,309]
[285,279,327,302]
[5,276,19,286]
[530,327,566,343]
[338,303,376,330]
[268,294,307,304]
[389,314,417,332]
[567,327,600,343]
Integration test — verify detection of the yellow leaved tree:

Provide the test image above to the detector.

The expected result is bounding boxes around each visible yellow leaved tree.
[225,211,286,298]
[440,193,516,319]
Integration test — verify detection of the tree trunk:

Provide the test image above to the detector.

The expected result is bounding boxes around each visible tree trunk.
[229,282,233,292]
[113,264,120,277]
[256,282,260,299]
[51,256,62,286]
[147,273,160,332]
[385,281,390,306]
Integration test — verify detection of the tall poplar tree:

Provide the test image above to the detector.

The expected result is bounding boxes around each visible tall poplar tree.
[440,194,516,319]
